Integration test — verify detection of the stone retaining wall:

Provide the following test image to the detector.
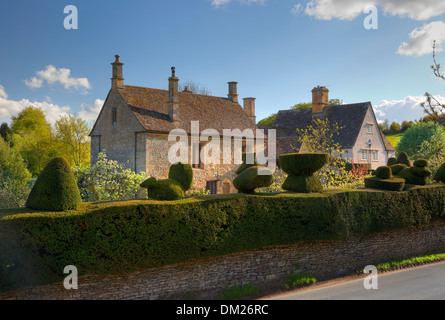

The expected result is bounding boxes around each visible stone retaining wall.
[2,220,445,300]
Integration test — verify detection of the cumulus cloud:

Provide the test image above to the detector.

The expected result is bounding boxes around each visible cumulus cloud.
[0,85,8,99]
[25,65,91,93]
[302,0,445,21]
[79,99,104,124]
[210,0,267,8]
[373,95,445,123]
[396,21,445,56]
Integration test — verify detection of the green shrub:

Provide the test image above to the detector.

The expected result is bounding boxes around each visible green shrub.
[168,162,193,192]
[235,153,258,175]
[282,175,324,193]
[390,164,408,175]
[397,152,411,167]
[364,176,406,191]
[233,166,273,194]
[396,167,431,186]
[413,159,428,168]
[433,163,445,183]
[279,153,329,176]
[145,179,184,201]
[410,166,432,178]
[2,185,445,292]
[376,166,392,179]
[25,157,82,211]
[387,157,398,166]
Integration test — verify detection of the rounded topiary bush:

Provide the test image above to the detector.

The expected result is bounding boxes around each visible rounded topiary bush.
[413,159,428,168]
[146,179,184,201]
[233,166,273,194]
[434,162,445,183]
[387,157,398,166]
[376,166,392,179]
[235,153,258,175]
[282,175,324,193]
[390,164,408,175]
[279,153,329,176]
[168,162,193,191]
[25,157,82,211]
[397,152,411,167]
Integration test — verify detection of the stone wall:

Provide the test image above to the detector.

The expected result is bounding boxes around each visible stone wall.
[2,220,445,300]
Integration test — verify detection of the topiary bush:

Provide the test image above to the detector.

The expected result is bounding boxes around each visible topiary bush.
[279,153,329,193]
[376,166,392,179]
[396,167,431,186]
[413,159,428,168]
[233,166,274,194]
[387,157,398,166]
[397,152,411,167]
[168,162,193,192]
[364,176,406,191]
[235,153,258,175]
[25,157,82,211]
[390,164,409,175]
[433,162,445,183]
[145,179,184,201]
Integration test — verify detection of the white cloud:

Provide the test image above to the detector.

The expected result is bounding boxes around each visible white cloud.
[302,0,445,21]
[0,85,8,99]
[396,21,445,56]
[373,95,445,123]
[25,65,91,93]
[291,4,303,15]
[79,99,104,124]
[211,0,267,8]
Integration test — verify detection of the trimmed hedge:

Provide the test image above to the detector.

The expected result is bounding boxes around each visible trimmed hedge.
[364,176,406,191]
[387,157,398,166]
[146,179,184,201]
[282,175,323,193]
[168,162,193,192]
[235,153,258,175]
[376,166,392,179]
[25,157,82,212]
[390,164,408,175]
[2,185,445,292]
[434,163,445,183]
[397,152,411,167]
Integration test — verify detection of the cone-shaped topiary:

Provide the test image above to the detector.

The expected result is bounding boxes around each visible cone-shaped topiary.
[397,152,411,167]
[25,157,82,211]
[233,166,274,194]
[168,162,193,191]
[434,162,445,183]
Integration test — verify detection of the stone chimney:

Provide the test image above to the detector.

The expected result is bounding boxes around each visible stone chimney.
[243,97,256,124]
[228,82,238,103]
[312,86,329,114]
[111,55,124,89]
[168,67,179,122]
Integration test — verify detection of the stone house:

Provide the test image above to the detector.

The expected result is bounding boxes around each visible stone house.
[271,86,396,169]
[89,55,258,194]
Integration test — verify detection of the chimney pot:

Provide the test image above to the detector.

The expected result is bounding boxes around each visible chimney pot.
[228,82,238,103]
[311,85,329,114]
[111,54,124,89]
[169,67,179,122]
[243,97,256,124]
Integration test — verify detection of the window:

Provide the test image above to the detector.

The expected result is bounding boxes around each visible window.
[361,150,368,161]
[367,124,373,134]
[206,180,218,195]
[372,151,379,161]
[191,141,203,169]
[112,108,117,127]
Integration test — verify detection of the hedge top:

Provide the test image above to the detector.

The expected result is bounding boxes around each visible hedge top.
[279,153,329,176]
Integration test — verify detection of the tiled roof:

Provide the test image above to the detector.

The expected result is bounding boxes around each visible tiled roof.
[273,102,396,153]
[118,85,256,136]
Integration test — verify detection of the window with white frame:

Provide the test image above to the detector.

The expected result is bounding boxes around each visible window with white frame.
[361,150,368,161]
[372,150,379,161]
[367,123,373,134]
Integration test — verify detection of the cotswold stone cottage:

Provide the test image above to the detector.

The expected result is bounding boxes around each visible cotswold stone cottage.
[89,55,258,194]
[271,86,396,169]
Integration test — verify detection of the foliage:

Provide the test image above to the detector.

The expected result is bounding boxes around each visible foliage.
[286,273,316,288]
[257,168,287,193]
[390,122,401,133]
[397,121,445,159]
[0,123,11,142]
[364,176,406,191]
[387,157,398,166]
[0,138,32,186]
[376,166,392,179]
[257,113,277,127]
[74,151,146,202]
[168,162,193,192]
[54,114,90,167]
[145,179,185,201]
[233,166,274,194]
[185,188,210,197]
[397,151,411,167]
[376,253,445,272]
[280,153,329,176]
[0,176,35,209]
[218,284,259,300]
[433,162,445,183]
[235,153,258,175]
[293,118,357,188]
[2,185,445,292]
[282,174,324,193]
[390,164,408,175]
[25,157,82,211]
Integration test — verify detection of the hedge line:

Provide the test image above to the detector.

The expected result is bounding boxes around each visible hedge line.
[1,185,445,292]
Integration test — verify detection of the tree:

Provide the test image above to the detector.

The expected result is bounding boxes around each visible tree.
[9,106,57,176]
[290,99,343,110]
[421,40,445,125]
[179,80,212,96]
[390,121,401,133]
[397,121,445,159]
[0,122,11,142]
[257,113,277,126]
[54,114,91,167]
[401,120,414,132]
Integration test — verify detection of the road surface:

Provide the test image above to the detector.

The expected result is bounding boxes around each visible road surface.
[268,261,445,300]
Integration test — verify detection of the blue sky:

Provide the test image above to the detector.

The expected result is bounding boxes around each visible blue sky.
[1,0,445,126]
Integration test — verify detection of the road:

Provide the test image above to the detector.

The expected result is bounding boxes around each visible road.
[268,261,445,300]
